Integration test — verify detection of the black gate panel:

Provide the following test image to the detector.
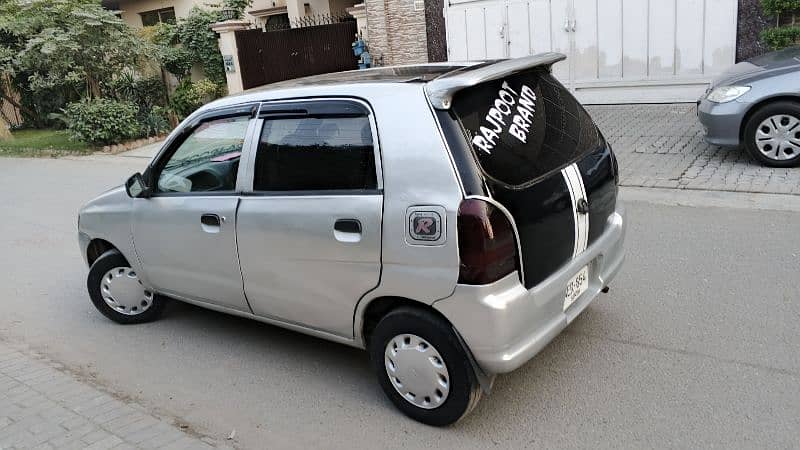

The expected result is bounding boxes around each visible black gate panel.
[235,21,359,90]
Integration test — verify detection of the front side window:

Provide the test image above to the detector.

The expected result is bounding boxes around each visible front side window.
[156,116,250,194]
[253,114,377,192]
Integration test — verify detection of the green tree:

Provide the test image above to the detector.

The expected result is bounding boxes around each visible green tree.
[0,0,147,125]
[761,0,800,17]
[224,0,254,20]
[177,7,226,86]
[149,7,226,86]
[760,0,800,50]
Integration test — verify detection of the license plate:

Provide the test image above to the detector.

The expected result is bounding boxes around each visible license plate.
[564,265,589,310]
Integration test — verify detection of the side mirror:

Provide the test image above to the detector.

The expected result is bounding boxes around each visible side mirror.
[125,172,150,198]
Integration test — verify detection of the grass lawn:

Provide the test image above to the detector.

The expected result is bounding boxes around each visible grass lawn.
[0,129,95,157]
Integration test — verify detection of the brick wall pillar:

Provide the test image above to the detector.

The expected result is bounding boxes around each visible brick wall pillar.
[365,0,390,64]
[737,0,771,61]
[364,0,429,66]
[424,0,447,62]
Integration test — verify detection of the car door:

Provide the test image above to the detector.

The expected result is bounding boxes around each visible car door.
[236,99,383,337]
[131,106,257,312]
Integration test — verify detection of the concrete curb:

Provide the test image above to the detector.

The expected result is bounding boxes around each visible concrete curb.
[98,135,167,155]
[621,186,800,212]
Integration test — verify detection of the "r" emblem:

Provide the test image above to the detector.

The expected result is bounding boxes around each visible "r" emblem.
[409,211,442,242]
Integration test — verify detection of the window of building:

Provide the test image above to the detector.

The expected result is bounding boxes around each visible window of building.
[265,13,290,30]
[140,7,176,27]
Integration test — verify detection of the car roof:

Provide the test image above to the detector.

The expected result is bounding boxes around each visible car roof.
[199,63,475,111]
[247,63,473,89]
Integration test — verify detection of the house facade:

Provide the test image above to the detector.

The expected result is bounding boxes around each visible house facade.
[362,0,776,103]
[102,0,357,29]
[104,0,779,104]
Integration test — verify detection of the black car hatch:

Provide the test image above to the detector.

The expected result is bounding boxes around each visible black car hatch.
[430,58,618,288]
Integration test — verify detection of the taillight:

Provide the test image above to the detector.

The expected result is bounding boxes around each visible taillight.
[457,198,519,284]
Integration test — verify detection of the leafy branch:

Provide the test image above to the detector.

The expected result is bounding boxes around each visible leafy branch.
[760,0,800,50]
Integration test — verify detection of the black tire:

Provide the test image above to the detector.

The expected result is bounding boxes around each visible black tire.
[368,306,481,426]
[87,249,165,324]
[743,100,800,167]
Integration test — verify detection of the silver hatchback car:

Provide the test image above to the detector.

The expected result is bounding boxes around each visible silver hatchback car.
[78,54,626,426]
[698,46,800,167]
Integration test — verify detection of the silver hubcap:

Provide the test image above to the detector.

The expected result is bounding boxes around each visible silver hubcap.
[384,334,450,409]
[755,114,800,161]
[100,267,153,316]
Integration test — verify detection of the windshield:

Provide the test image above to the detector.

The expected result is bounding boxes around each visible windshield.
[449,68,602,188]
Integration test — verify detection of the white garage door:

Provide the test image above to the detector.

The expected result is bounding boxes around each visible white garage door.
[445,0,738,103]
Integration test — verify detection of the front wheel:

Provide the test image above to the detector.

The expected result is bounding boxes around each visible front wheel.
[87,249,165,324]
[743,101,800,167]
[368,307,481,426]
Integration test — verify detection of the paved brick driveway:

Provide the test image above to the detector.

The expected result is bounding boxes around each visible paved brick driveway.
[586,104,800,195]
[0,341,233,450]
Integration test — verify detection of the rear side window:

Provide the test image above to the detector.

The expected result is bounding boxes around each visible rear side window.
[449,68,601,188]
[253,115,377,192]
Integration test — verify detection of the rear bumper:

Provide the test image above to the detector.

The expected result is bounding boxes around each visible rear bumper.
[433,202,626,374]
[697,98,749,147]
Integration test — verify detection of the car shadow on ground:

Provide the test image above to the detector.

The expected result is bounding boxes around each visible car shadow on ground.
[151,294,608,429]
[155,297,376,382]
[158,298,369,366]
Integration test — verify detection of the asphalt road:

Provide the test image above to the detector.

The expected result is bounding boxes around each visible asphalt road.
[0,156,798,449]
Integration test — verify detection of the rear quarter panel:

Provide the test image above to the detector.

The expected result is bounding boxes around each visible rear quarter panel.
[351,84,464,337]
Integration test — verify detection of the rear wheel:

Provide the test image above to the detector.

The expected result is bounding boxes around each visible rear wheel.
[368,306,481,426]
[743,101,800,167]
[87,249,165,324]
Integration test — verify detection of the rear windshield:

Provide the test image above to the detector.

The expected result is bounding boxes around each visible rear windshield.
[449,68,601,188]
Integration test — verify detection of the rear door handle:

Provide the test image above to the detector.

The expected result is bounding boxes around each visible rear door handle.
[334,219,362,243]
[334,219,361,233]
[201,214,223,233]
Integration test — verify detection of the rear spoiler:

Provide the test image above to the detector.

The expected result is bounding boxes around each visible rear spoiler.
[425,52,566,110]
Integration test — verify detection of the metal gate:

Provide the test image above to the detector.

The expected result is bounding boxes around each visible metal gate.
[445,0,738,103]
[236,21,358,90]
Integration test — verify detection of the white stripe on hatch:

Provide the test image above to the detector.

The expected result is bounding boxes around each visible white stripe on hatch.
[561,163,589,258]
[561,165,580,257]
[573,163,589,255]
